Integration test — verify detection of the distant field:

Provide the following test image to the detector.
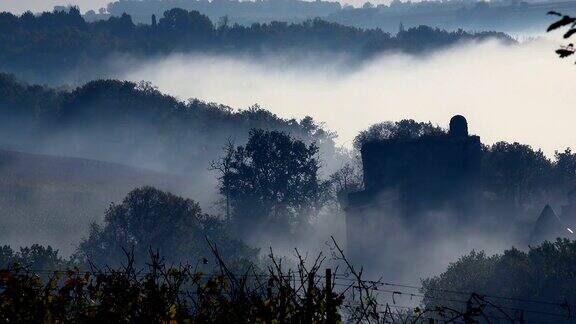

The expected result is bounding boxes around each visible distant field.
[0,149,192,255]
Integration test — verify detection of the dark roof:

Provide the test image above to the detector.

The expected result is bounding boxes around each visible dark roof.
[529,205,573,245]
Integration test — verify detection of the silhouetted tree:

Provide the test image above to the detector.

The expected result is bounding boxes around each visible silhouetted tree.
[554,148,576,190]
[157,8,214,45]
[76,186,257,267]
[151,14,157,28]
[329,163,363,206]
[482,142,552,208]
[0,8,512,81]
[547,11,576,60]
[215,129,330,239]
[210,139,235,221]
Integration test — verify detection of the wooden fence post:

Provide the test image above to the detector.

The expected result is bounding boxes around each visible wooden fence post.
[306,272,315,322]
[326,268,336,324]
[464,298,474,324]
[279,284,286,324]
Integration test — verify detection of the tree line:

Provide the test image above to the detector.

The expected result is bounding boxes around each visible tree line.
[0,7,513,80]
[0,73,339,177]
[100,0,342,24]
[90,0,572,34]
[422,239,576,323]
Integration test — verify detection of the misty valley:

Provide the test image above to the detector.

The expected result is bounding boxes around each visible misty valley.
[0,1,576,323]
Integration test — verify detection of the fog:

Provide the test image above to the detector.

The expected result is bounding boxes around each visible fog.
[349,204,520,284]
[124,37,575,157]
[1,32,572,284]
[115,36,576,284]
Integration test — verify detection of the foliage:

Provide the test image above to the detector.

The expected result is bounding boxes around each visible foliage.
[353,119,446,150]
[482,142,553,209]
[0,75,336,175]
[103,0,342,24]
[329,0,563,32]
[97,0,557,36]
[76,186,258,268]
[0,244,70,272]
[0,243,346,323]
[0,8,512,80]
[547,11,576,61]
[422,239,576,322]
[329,162,364,205]
[0,74,342,264]
[0,237,534,323]
[555,148,576,189]
[213,130,331,238]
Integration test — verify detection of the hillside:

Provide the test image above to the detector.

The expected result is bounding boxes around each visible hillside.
[0,148,190,255]
[0,74,341,254]
[327,0,576,33]
[97,0,576,35]
[0,74,339,176]
[0,8,513,84]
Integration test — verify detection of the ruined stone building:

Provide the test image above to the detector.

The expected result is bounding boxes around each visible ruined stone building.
[346,115,483,263]
[346,115,576,265]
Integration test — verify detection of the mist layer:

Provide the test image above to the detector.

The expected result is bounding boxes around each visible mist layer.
[124,37,574,156]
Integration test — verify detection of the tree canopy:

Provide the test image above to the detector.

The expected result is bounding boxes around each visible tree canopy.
[422,239,576,323]
[76,186,258,267]
[0,8,513,82]
[95,0,568,36]
[0,244,70,272]
[353,119,445,150]
[482,142,553,210]
[214,129,330,240]
[0,75,337,177]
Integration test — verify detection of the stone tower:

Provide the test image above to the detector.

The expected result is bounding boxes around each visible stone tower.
[346,115,482,264]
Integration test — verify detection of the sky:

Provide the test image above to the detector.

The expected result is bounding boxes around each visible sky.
[123,37,575,157]
[1,1,572,157]
[1,0,371,14]
[0,0,371,14]
[1,0,111,14]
